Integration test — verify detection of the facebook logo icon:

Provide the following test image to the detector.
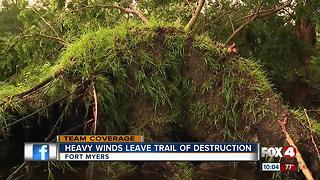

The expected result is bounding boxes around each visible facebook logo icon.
[33,144,49,160]
[25,143,56,161]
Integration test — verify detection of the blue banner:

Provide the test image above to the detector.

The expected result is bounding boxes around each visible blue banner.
[59,142,259,153]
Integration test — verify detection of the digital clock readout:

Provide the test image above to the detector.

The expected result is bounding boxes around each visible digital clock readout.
[261,163,280,171]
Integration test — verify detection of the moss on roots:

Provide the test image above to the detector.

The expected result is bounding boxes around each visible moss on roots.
[1,24,319,178]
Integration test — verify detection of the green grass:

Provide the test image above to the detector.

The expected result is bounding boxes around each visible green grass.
[0,23,290,144]
[290,109,320,134]
[0,22,307,179]
[175,162,194,179]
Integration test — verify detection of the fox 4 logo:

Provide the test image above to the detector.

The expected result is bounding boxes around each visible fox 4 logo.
[261,146,297,159]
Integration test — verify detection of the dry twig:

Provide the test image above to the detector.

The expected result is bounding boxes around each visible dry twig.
[278,117,314,180]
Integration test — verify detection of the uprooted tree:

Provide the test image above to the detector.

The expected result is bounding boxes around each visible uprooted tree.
[0,0,320,179]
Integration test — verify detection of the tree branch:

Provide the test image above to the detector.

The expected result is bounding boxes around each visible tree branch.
[225,0,293,44]
[0,69,65,108]
[36,33,67,46]
[0,32,66,57]
[70,4,149,24]
[185,0,205,31]
[0,95,67,131]
[225,1,262,44]
[32,9,61,39]
[113,4,149,24]
[0,37,25,56]
[243,0,293,20]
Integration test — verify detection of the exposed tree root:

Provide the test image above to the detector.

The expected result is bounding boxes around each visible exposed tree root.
[6,118,94,180]
[92,83,98,134]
